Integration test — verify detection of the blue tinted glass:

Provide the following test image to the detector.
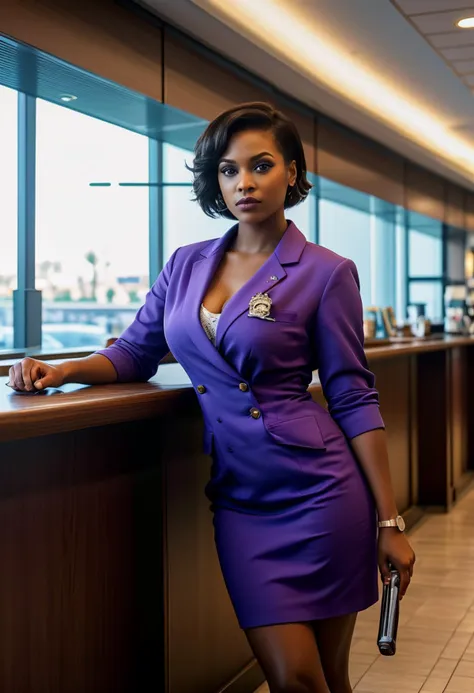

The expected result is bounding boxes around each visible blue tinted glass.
[318,178,402,313]
[408,211,442,277]
[36,98,150,347]
[409,280,443,322]
[0,86,18,352]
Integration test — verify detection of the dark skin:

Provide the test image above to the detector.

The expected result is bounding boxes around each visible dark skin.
[202,129,297,312]
[203,128,415,693]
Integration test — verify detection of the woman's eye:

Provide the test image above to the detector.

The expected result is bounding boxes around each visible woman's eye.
[255,162,272,173]
[220,167,236,177]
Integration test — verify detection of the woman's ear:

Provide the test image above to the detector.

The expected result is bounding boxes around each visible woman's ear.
[288,160,297,187]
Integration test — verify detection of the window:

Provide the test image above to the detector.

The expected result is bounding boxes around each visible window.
[407,211,444,322]
[409,281,443,323]
[318,178,404,323]
[35,99,150,347]
[163,142,231,262]
[408,212,442,277]
[0,86,18,351]
[286,173,317,242]
[319,196,371,306]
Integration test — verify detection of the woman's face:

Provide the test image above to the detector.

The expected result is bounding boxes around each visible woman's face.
[217,129,296,223]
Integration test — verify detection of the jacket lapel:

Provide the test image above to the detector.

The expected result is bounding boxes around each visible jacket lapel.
[184,221,307,367]
[184,226,239,378]
[215,254,286,348]
[215,222,307,348]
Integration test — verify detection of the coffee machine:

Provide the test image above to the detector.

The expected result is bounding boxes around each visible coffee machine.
[444,285,470,334]
[406,303,430,337]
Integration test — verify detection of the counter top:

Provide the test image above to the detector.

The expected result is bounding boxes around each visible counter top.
[364,334,474,361]
[1,335,473,443]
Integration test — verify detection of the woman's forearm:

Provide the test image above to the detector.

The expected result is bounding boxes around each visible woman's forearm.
[60,354,118,385]
[350,428,398,520]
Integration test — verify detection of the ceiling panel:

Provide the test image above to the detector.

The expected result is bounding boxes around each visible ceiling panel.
[442,46,474,60]
[452,58,474,73]
[396,0,474,11]
[391,1,474,93]
[430,31,474,47]
[410,10,474,34]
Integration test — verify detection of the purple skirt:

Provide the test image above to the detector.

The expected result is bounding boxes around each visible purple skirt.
[207,416,379,630]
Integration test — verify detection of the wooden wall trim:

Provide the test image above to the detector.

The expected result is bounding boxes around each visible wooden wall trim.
[405,162,445,222]
[0,0,163,102]
[317,118,404,206]
[162,31,317,172]
[163,32,270,122]
[446,184,465,229]
[465,193,474,232]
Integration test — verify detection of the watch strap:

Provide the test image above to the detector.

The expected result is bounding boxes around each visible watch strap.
[378,519,397,528]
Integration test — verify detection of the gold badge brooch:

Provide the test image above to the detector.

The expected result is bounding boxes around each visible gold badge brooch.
[248,293,275,321]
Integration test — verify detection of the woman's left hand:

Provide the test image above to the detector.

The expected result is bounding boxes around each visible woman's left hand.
[378,530,416,599]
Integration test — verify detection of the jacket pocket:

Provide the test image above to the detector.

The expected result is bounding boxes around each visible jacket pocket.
[265,415,326,450]
[203,428,214,455]
[271,309,298,323]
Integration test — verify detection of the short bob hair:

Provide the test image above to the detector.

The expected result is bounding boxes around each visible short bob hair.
[187,102,312,220]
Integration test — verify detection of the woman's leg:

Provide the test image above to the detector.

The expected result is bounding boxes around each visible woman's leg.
[245,622,331,693]
[312,613,358,693]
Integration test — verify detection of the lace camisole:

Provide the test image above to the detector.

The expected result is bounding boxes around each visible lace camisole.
[200,304,221,345]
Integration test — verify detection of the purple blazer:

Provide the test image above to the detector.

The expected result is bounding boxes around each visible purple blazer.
[97,222,384,461]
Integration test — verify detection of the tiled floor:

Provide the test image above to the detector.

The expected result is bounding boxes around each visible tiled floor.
[255,486,474,693]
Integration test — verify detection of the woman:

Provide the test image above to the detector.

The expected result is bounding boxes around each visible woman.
[9,102,415,693]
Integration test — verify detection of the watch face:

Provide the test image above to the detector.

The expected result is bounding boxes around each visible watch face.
[396,515,406,531]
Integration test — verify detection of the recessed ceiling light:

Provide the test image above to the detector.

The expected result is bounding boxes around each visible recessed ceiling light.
[456,17,474,29]
[59,94,77,102]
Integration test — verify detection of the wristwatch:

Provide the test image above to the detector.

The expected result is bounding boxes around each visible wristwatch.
[378,515,406,532]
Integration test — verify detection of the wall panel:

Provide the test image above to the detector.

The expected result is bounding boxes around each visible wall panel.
[0,0,163,102]
[317,118,404,206]
[405,162,445,222]
[163,32,317,170]
[164,32,268,120]
[446,184,465,229]
[465,193,474,232]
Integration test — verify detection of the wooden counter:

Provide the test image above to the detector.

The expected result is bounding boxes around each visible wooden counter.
[1,334,473,439]
[0,336,473,693]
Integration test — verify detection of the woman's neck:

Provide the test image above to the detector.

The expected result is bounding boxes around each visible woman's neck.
[231,213,288,254]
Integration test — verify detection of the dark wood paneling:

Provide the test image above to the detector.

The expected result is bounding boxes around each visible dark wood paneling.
[317,118,404,206]
[416,350,452,509]
[371,357,411,513]
[466,348,474,470]
[0,0,163,101]
[162,33,316,171]
[0,419,165,693]
[466,193,474,233]
[163,415,259,693]
[405,163,445,222]
[409,355,419,508]
[163,32,269,121]
[450,347,468,497]
[0,413,260,693]
[446,184,465,229]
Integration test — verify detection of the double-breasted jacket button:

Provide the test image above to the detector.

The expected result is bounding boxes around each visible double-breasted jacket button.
[239,383,249,392]
[250,408,261,419]
[197,385,207,394]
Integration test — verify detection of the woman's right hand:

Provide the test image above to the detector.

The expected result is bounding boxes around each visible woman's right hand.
[7,358,66,391]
